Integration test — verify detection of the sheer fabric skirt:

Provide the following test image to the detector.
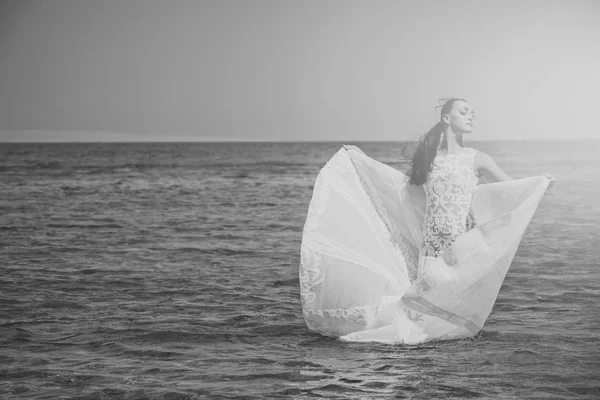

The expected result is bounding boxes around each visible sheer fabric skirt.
[299,146,550,344]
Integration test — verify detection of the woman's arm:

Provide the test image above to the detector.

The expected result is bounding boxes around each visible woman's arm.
[475,151,555,189]
[474,151,513,183]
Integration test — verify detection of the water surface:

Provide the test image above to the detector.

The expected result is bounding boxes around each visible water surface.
[1,141,599,399]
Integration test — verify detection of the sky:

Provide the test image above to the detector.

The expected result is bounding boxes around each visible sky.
[0,0,599,142]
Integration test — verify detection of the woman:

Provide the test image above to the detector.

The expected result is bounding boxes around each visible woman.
[299,99,554,344]
[409,98,553,276]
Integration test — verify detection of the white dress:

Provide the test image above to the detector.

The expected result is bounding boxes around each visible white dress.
[299,145,549,344]
[419,147,479,276]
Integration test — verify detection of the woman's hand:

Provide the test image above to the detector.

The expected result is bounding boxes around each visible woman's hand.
[343,144,365,154]
[543,173,556,190]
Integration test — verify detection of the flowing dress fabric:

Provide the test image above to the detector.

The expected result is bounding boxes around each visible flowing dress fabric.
[299,146,549,344]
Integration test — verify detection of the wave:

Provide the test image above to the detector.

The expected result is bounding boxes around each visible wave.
[46,223,123,229]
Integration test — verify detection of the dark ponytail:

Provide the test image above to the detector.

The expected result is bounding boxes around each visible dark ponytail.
[406,98,466,186]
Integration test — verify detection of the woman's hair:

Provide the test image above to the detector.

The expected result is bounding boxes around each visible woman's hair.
[406,98,467,186]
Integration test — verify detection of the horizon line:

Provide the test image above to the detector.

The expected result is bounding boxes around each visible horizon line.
[2,129,598,143]
[0,138,598,144]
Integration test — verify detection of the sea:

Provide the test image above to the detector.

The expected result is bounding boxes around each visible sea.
[1,140,599,399]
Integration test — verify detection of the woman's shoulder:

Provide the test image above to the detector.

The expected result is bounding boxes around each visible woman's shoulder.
[472,150,498,169]
[460,146,480,158]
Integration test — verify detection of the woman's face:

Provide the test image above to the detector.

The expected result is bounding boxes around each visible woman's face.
[443,100,475,134]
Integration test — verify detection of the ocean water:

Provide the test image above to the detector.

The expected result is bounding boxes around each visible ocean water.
[1,140,599,399]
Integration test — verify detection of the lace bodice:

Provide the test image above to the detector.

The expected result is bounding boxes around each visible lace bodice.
[420,147,479,258]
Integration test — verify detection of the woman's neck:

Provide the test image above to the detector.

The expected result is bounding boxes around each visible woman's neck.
[443,129,463,154]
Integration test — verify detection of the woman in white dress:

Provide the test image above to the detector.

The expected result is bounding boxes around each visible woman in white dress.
[408,98,553,276]
[299,98,554,344]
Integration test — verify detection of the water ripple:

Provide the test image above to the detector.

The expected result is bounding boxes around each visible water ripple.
[0,142,598,399]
